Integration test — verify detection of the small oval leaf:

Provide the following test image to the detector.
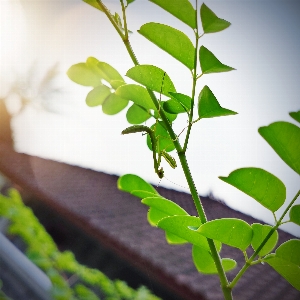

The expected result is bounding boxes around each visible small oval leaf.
[102,93,128,115]
[289,110,300,123]
[219,167,286,212]
[251,223,278,257]
[199,46,235,74]
[85,85,111,107]
[198,85,237,119]
[290,205,300,226]
[117,174,159,197]
[97,62,124,89]
[126,104,151,124]
[83,0,104,11]
[275,239,300,266]
[200,3,231,33]
[138,22,195,70]
[197,218,252,251]
[259,121,300,175]
[150,0,196,29]
[126,65,176,96]
[169,92,191,109]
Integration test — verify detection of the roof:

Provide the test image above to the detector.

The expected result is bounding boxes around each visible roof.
[0,140,299,300]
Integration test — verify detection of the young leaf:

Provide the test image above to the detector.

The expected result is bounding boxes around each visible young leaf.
[169,92,192,110]
[259,121,300,175]
[149,0,196,29]
[290,205,300,226]
[85,85,111,107]
[147,121,176,152]
[264,255,300,291]
[83,0,104,12]
[192,245,236,274]
[199,46,235,74]
[98,62,125,89]
[163,99,186,114]
[102,93,128,115]
[115,84,156,110]
[165,231,187,244]
[251,223,278,257]
[200,3,231,33]
[219,167,286,212]
[130,190,158,199]
[141,197,188,226]
[126,104,151,124]
[197,218,252,251]
[275,239,300,266]
[138,23,195,70]
[126,65,176,96]
[117,174,159,197]
[289,110,300,123]
[198,85,237,119]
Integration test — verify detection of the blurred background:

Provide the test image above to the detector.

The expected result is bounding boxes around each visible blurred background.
[0,0,299,236]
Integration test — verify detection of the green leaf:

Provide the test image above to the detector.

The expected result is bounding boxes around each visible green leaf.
[289,110,300,123]
[131,190,158,199]
[126,65,176,96]
[251,223,278,257]
[200,3,231,33]
[142,197,188,226]
[192,245,236,274]
[117,174,159,197]
[169,92,191,109]
[126,104,151,124]
[265,255,300,291]
[290,205,300,226]
[163,92,191,114]
[85,85,111,107]
[147,121,175,152]
[102,93,128,115]
[116,84,156,110]
[163,104,177,122]
[199,46,235,74]
[138,22,195,70]
[165,231,187,244]
[219,167,286,212]
[197,218,252,251]
[74,284,99,300]
[97,62,124,89]
[83,0,104,12]
[149,0,196,29]
[198,85,237,119]
[259,121,300,175]
[276,239,300,266]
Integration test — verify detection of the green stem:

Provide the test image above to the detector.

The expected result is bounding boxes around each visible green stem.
[229,189,300,289]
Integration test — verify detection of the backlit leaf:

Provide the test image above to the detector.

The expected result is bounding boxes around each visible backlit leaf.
[126,104,151,124]
[169,92,191,110]
[130,190,158,199]
[116,84,156,110]
[199,46,235,74]
[85,85,111,107]
[102,93,128,115]
[165,232,187,244]
[126,65,176,96]
[198,85,237,119]
[289,110,300,123]
[138,23,195,70]
[83,0,104,12]
[219,167,286,212]
[251,223,278,257]
[265,255,300,291]
[275,239,300,266]
[147,121,175,152]
[142,197,188,226]
[150,0,196,29]
[117,174,159,197]
[98,62,124,89]
[197,218,252,251]
[200,3,231,33]
[163,92,191,114]
[192,245,237,274]
[290,205,300,226]
[259,121,300,175]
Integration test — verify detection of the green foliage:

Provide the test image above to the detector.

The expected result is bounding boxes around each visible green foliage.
[163,92,191,114]
[290,205,300,225]
[289,110,300,123]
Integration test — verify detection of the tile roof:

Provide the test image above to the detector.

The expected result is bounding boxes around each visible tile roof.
[0,141,299,300]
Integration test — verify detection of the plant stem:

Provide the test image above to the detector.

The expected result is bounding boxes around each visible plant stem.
[229,189,300,289]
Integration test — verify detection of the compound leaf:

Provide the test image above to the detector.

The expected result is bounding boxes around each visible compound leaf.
[138,22,195,70]
[198,85,237,119]
[102,93,128,115]
[276,239,300,266]
[289,110,300,123]
[251,223,278,257]
[219,167,286,212]
[197,218,252,251]
[117,174,159,197]
[150,0,196,29]
[126,104,151,124]
[259,121,300,175]
[85,85,111,107]
[199,46,235,74]
[200,3,231,33]
[193,245,236,274]
[290,205,300,226]
[126,65,176,96]
[97,62,124,89]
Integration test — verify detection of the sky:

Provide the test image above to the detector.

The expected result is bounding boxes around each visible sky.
[0,0,299,236]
